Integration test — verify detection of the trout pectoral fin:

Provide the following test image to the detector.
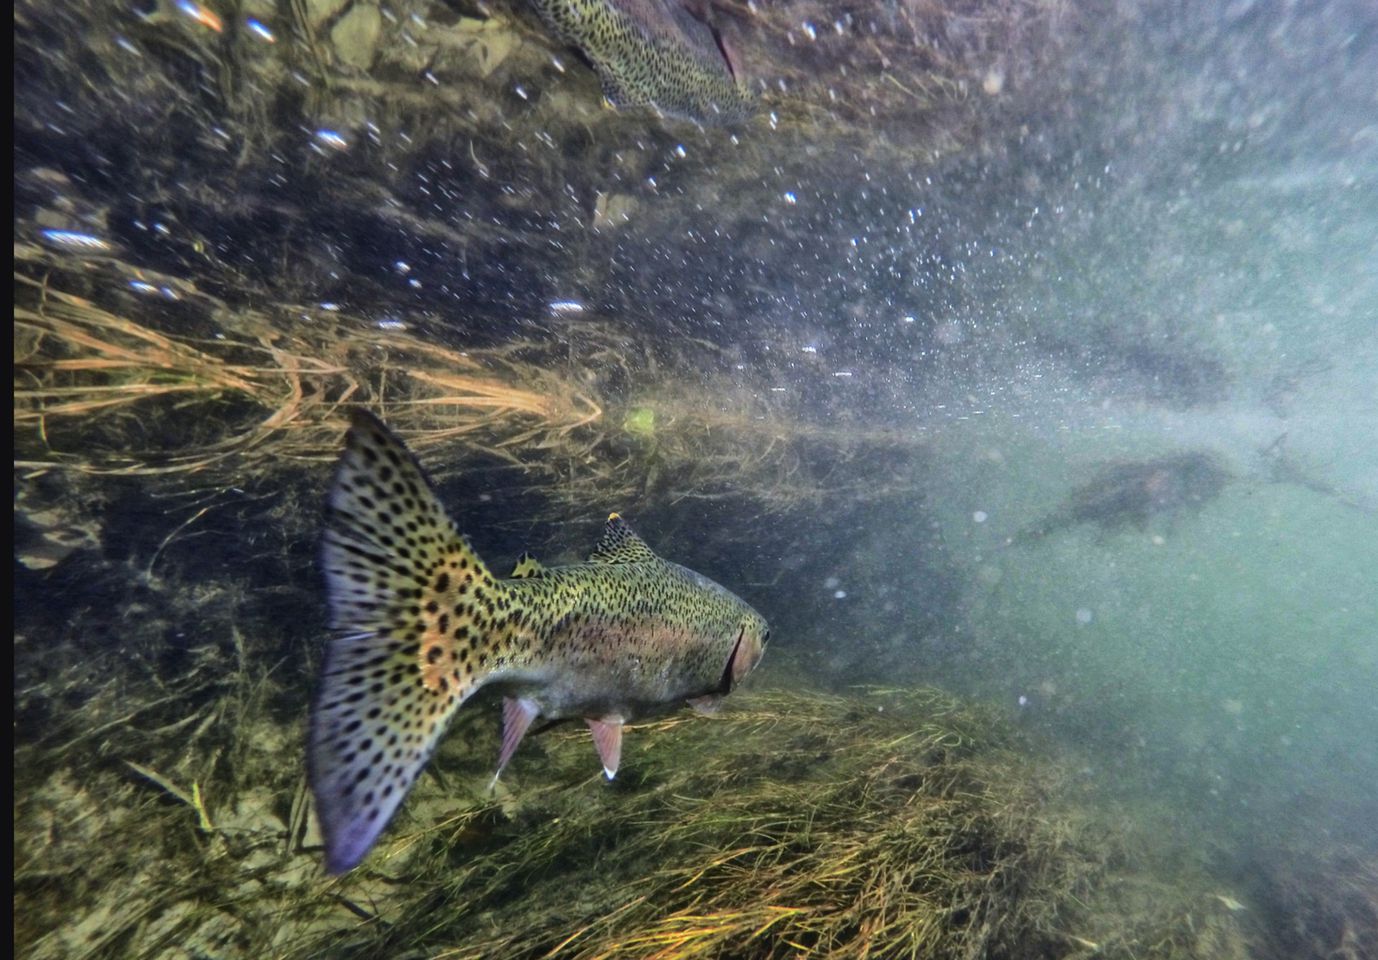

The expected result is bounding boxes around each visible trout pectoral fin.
[586,717,624,779]
[492,697,540,786]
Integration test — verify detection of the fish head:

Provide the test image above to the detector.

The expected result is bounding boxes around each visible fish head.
[727,610,770,689]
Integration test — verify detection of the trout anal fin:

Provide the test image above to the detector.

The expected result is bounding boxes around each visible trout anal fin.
[586,716,624,780]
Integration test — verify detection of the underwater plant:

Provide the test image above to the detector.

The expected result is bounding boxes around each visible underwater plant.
[14,684,1261,960]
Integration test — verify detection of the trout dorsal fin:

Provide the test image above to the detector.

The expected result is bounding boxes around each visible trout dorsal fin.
[588,513,659,564]
[510,551,547,579]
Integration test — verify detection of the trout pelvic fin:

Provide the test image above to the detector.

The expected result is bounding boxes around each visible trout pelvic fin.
[587,716,624,779]
[493,696,540,786]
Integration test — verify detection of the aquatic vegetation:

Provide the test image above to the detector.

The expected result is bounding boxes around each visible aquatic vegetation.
[1244,850,1378,960]
[1011,452,1232,545]
[623,404,658,438]
[13,0,1068,284]
[1258,433,1376,516]
[11,262,602,480]
[13,677,1261,960]
[12,255,927,514]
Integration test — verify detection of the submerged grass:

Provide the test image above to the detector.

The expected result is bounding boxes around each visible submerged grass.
[12,264,600,479]
[16,677,1263,960]
[12,257,926,514]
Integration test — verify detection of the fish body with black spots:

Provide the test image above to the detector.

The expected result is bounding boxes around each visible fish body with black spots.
[310,411,769,873]
[529,0,755,123]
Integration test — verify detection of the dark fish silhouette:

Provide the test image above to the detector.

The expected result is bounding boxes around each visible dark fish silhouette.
[1011,452,1231,545]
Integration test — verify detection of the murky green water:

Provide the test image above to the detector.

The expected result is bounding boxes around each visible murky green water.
[15,0,1376,957]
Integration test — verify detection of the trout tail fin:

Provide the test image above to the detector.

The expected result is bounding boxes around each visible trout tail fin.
[311,410,506,873]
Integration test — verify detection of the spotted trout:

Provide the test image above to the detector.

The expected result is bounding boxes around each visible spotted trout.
[310,411,770,873]
[529,0,754,123]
